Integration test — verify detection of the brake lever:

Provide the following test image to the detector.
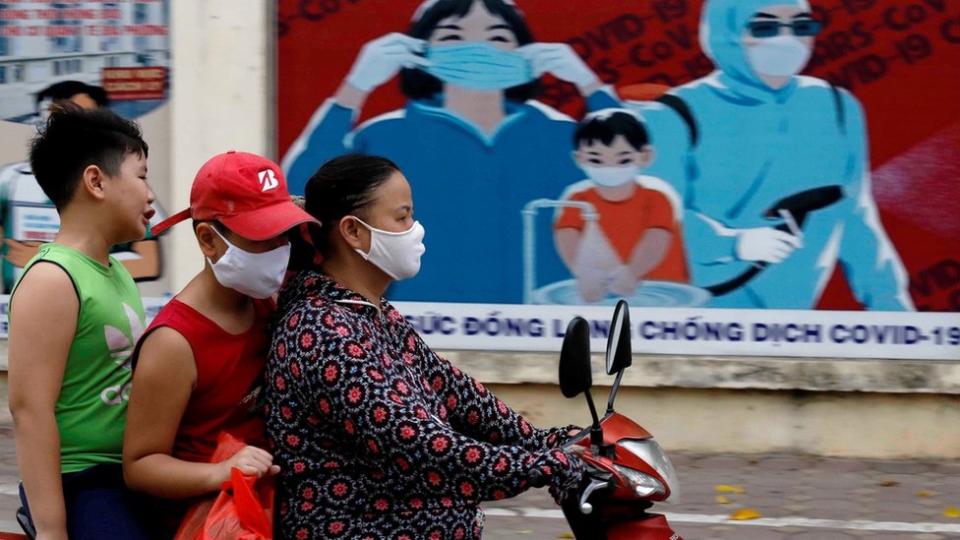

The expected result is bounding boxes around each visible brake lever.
[578,477,609,515]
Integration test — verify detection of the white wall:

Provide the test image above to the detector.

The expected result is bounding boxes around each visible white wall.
[167,0,273,291]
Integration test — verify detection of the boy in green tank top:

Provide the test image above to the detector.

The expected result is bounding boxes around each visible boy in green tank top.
[8,108,156,540]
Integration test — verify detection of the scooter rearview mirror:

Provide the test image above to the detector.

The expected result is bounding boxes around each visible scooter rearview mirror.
[605,300,632,414]
[605,300,632,376]
[559,317,602,436]
[559,317,592,398]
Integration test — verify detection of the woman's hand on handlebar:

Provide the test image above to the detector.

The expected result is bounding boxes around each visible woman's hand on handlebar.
[561,425,589,450]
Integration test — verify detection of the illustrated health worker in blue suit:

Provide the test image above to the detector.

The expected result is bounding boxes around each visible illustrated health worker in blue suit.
[636,0,912,310]
[282,0,620,303]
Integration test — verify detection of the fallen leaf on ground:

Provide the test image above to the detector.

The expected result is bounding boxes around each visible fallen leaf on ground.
[916,490,935,497]
[715,495,731,505]
[557,533,575,539]
[715,484,746,494]
[729,508,762,521]
[945,506,960,519]
[879,480,900,487]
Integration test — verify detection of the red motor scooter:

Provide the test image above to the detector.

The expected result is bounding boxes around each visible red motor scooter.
[558,300,683,540]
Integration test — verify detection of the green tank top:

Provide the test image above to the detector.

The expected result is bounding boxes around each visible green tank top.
[12,243,146,473]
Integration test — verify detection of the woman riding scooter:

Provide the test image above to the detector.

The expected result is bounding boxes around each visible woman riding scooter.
[265,154,585,539]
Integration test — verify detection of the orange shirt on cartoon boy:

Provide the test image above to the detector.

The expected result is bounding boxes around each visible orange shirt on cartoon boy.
[555,109,688,303]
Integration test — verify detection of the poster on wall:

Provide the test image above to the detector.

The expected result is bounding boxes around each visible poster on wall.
[0,0,171,301]
[277,0,960,359]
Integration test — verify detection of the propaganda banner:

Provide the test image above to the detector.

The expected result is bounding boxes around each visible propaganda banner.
[277,0,960,359]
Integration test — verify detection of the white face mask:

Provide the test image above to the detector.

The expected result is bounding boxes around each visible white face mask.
[746,35,812,78]
[351,218,426,280]
[582,165,642,188]
[208,228,291,299]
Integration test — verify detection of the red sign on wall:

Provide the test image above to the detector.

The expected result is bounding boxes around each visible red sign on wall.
[102,67,168,101]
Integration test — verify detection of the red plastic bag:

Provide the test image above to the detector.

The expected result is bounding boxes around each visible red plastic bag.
[173,433,275,540]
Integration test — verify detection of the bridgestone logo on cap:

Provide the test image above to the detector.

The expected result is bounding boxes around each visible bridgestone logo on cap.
[259,169,279,192]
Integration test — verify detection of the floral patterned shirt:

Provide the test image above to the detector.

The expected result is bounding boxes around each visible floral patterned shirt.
[265,271,583,539]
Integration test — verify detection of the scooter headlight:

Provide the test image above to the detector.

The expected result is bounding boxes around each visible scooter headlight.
[619,439,681,502]
[613,464,666,498]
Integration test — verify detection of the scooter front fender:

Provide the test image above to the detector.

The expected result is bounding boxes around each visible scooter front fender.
[607,514,682,540]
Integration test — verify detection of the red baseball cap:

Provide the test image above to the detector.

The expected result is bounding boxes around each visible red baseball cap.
[152,151,317,240]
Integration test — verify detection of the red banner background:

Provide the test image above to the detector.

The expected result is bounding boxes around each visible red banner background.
[277,0,960,311]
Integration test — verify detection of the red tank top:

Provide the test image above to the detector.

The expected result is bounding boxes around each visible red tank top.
[140,298,273,463]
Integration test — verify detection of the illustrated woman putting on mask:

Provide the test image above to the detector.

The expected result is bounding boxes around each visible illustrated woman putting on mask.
[266,154,585,539]
[122,152,317,534]
[282,0,623,304]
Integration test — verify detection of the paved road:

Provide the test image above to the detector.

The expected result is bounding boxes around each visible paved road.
[483,451,960,539]
[0,422,957,538]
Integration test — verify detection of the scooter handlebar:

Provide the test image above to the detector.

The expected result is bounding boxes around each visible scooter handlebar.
[561,427,590,450]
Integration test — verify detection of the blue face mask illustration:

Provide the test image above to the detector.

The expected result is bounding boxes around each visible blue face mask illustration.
[425,42,534,91]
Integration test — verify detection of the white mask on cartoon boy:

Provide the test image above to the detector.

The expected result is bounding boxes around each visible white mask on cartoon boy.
[582,165,642,188]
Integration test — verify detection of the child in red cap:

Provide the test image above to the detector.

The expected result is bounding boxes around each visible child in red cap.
[121,151,317,529]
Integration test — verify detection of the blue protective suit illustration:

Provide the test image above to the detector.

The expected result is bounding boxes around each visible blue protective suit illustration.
[283,92,620,303]
[635,0,912,310]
